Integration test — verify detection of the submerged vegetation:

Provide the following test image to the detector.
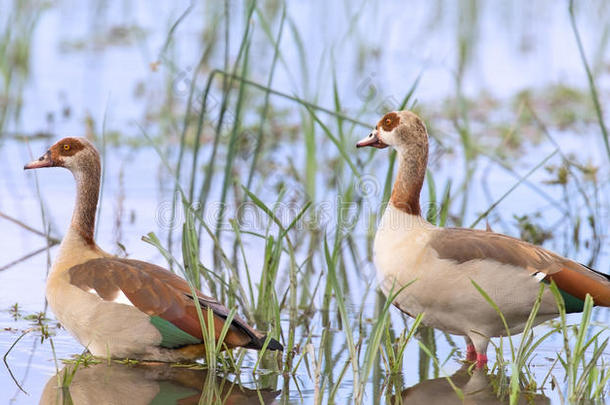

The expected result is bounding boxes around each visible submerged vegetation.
[1,0,610,404]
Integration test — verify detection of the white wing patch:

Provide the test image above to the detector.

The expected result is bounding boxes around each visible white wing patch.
[86,288,101,298]
[113,290,135,307]
[84,287,134,307]
[532,271,546,282]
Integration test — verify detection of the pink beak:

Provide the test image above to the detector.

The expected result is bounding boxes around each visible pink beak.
[24,150,54,170]
[356,130,388,149]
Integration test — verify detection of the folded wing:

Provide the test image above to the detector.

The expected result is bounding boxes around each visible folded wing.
[429,228,610,309]
[68,258,281,350]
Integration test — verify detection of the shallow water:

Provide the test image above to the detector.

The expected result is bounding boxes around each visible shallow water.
[1,0,610,404]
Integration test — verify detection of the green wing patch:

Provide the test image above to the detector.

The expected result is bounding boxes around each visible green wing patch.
[150,316,201,348]
[558,289,585,313]
[149,381,199,405]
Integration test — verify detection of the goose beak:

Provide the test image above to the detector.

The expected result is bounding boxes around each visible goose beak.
[356,130,388,149]
[24,150,54,170]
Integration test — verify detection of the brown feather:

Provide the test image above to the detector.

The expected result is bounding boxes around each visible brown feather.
[429,227,610,306]
[548,264,610,306]
[429,228,562,272]
[68,258,266,348]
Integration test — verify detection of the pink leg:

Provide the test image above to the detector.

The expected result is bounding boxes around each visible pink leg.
[466,344,477,362]
[475,353,488,369]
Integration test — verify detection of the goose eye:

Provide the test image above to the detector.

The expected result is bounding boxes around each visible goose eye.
[63,144,70,151]
[385,118,392,126]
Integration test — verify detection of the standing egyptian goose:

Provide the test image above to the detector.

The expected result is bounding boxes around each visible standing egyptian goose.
[24,137,282,362]
[357,111,610,367]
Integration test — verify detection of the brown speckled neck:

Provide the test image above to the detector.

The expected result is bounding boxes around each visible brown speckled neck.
[70,153,101,246]
[389,127,428,216]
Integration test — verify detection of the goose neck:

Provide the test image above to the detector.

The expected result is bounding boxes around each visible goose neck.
[67,161,100,246]
[389,145,427,216]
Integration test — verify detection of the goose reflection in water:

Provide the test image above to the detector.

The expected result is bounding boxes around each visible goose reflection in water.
[40,362,280,405]
[393,366,550,405]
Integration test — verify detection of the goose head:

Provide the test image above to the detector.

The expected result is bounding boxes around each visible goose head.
[24,137,100,174]
[356,110,428,154]
[24,137,102,246]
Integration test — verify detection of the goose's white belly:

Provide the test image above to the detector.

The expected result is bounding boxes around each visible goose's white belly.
[373,205,557,338]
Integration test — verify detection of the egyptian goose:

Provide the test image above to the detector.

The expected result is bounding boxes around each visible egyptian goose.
[24,137,282,362]
[40,362,280,404]
[397,365,550,404]
[357,111,610,368]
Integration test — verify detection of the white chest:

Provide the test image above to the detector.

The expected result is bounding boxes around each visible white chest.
[373,205,434,293]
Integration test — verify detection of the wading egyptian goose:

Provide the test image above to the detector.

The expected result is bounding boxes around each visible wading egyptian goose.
[41,362,280,405]
[397,365,550,404]
[24,137,282,362]
[357,111,610,368]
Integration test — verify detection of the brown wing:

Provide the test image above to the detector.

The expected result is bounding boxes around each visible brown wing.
[68,258,266,348]
[429,227,610,306]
